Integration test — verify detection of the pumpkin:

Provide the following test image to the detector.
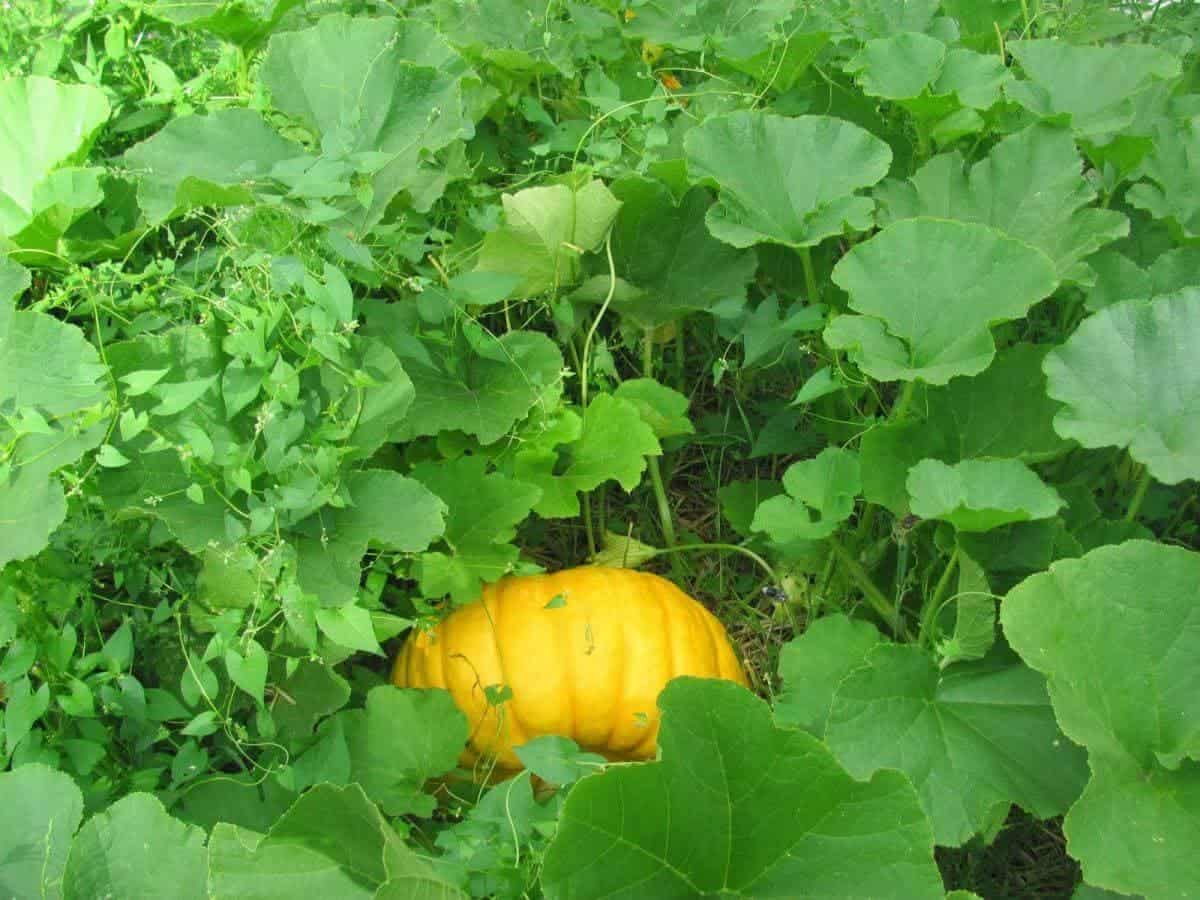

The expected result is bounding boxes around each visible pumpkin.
[392,565,748,770]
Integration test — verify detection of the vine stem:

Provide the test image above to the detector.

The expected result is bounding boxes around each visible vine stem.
[579,233,616,410]
[891,380,916,420]
[643,330,677,551]
[919,547,959,650]
[578,234,618,557]
[799,246,819,303]
[649,543,779,587]
[829,537,906,639]
[1125,466,1152,523]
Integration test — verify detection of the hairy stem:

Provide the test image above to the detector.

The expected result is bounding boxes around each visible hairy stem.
[920,547,959,650]
[650,543,779,587]
[800,246,819,303]
[643,330,679,555]
[578,234,618,555]
[891,380,916,420]
[1125,465,1152,523]
[829,537,906,639]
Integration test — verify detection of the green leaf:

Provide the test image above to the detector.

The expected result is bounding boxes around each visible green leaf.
[262,14,473,226]
[1006,39,1181,138]
[225,639,269,704]
[336,686,469,817]
[425,0,589,76]
[846,0,944,39]
[0,764,82,900]
[936,551,997,667]
[739,296,826,367]
[295,469,447,608]
[0,256,29,302]
[124,108,300,224]
[315,604,382,655]
[604,177,757,326]
[4,678,49,755]
[1043,292,1200,485]
[860,344,1072,513]
[622,0,794,54]
[271,661,351,741]
[683,111,893,248]
[197,545,260,612]
[0,471,67,571]
[513,736,608,785]
[413,456,541,602]
[541,678,943,899]
[475,178,621,295]
[147,0,305,48]
[876,124,1128,282]
[848,31,946,100]
[1065,761,1200,900]
[611,378,694,439]
[825,219,1057,384]
[1002,541,1200,897]
[907,458,1065,532]
[208,783,440,898]
[174,775,294,835]
[1002,540,1200,772]
[825,645,1088,846]
[362,311,565,446]
[774,614,884,734]
[0,76,110,253]
[751,447,861,542]
[1127,116,1200,239]
[514,394,660,519]
[63,794,206,900]
[0,280,108,566]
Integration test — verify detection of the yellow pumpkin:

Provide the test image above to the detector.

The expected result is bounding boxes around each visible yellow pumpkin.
[392,565,748,770]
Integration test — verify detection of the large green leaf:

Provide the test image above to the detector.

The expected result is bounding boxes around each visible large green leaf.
[1126,116,1200,239]
[750,447,861,542]
[512,394,661,519]
[1002,541,1200,772]
[1066,761,1200,900]
[294,469,447,609]
[412,456,542,603]
[338,688,468,816]
[422,0,592,76]
[361,308,565,446]
[906,458,1064,532]
[825,643,1088,846]
[0,275,108,566]
[774,614,884,734]
[62,794,207,900]
[147,0,306,48]
[124,108,301,225]
[877,124,1128,283]
[825,218,1057,384]
[1006,39,1180,138]
[602,177,757,326]
[860,344,1072,513]
[261,14,474,226]
[208,783,465,899]
[0,764,82,900]
[1002,541,1200,898]
[848,31,947,100]
[541,678,943,899]
[683,111,893,248]
[1043,292,1200,485]
[0,76,110,257]
[622,0,794,54]
[476,179,621,296]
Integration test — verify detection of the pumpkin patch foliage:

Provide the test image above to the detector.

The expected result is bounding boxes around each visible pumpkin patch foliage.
[1,1,1198,897]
